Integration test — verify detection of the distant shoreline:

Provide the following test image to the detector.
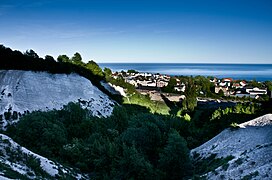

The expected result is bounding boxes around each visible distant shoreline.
[99,63,272,82]
[99,63,272,65]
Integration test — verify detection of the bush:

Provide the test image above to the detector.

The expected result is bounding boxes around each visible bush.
[4,111,11,120]
[5,103,193,179]
[12,111,18,120]
[25,155,49,177]
[159,129,192,179]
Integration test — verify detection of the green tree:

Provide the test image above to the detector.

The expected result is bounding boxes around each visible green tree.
[127,69,138,74]
[44,55,55,61]
[57,55,70,63]
[104,67,112,77]
[163,77,177,93]
[71,52,82,64]
[14,111,67,157]
[182,78,197,111]
[85,60,104,77]
[184,113,191,121]
[194,75,212,96]
[85,134,120,177]
[25,49,39,59]
[117,144,159,179]
[248,79,262,88]
[159,129,192,179]
[264,81,272,91]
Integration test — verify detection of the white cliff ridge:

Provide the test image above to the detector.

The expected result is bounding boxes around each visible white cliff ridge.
[191,114,272,179]
[0,133,88,179]
[0,70,115,127]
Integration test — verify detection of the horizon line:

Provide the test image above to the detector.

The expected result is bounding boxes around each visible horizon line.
[98,62,272,65]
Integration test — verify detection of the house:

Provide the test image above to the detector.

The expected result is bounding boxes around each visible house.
[223,78,233,82]
[176,78,181,83]
[126,79,138,86]
[210,77,217,83]
[232,80,247,89]
[240,81,247,87]
[233,87,267,99]
[174,85,186,92]
[112,72,119,79]
[244,86,267,95]
[137,80,156,87]
[247,87,267,95]
[232,83,240,89]
[215,86,229,96]
[244,86,254,93]
[222,78,233,87]
[219,82,227,87]
[156,80,168,88]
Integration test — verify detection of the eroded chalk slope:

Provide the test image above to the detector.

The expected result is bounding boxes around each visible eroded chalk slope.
[0,70,115,127]
[191,114,272,179]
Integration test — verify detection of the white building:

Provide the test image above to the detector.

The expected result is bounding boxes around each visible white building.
[156,80,169,88]
[247,87,267,95]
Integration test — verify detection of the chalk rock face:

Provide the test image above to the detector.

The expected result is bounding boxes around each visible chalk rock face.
[101,81,126,97]
[0,133,88,179]
[191,114,272,179]
[0,70,115,126]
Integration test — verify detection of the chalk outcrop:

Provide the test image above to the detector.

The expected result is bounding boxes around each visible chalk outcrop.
[191,114,272,179]
[0,133,88,179]
[0,70,115,128]
[101,81,126,97]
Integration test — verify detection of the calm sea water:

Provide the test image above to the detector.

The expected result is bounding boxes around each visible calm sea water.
[99,63,272,81]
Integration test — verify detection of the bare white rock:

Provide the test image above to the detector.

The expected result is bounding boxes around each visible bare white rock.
[0,70,115,127]
[0,133,88,179]
[101,81,127,97]
[191,114,272,179]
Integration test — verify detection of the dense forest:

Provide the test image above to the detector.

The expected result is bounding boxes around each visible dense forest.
[1,45,271,179]
[5,102,260,179]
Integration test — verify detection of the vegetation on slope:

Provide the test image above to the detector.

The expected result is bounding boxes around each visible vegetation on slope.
[4,101,264,179]
[1,45,271,179]
[0,45,123,103]
[5,103,193,179]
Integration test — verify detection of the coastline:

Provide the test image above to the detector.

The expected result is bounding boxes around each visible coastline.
[99,63,272,82]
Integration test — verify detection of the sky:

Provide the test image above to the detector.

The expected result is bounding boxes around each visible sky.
[0,0,271,63]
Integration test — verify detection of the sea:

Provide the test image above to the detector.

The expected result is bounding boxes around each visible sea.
[99,63,272,82]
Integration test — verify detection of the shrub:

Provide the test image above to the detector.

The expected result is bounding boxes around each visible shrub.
[234,158,243,166]
[4,111,11,120]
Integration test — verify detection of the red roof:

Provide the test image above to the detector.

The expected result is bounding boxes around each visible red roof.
[223,78,233,82]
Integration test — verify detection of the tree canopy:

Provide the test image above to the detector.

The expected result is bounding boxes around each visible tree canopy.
[182,78,197,111]
[71,52,82,64]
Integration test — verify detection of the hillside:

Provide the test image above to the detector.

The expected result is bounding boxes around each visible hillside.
[0,70,115,128]
[191,114,272,179]
[0,133,88,179]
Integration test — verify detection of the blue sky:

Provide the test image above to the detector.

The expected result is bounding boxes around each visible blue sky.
[0,0,271,63]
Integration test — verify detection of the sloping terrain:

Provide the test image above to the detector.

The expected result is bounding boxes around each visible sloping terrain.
[0,133,88,179]
[101,81,126,97]
[191,114,272,179]
[0,70,115,128]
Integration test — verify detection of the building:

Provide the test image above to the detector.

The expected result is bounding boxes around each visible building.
[215,86,229,96]
[240,81,247,87]
[174,85,186,92]
[223,78,233,82]
[247,87,267,95]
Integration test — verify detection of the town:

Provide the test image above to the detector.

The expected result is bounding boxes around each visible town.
[110,70,271,102]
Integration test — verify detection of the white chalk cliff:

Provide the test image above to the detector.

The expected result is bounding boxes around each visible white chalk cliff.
[0,133,88,179]
[191,114,272,179]
[0,70,115,128]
